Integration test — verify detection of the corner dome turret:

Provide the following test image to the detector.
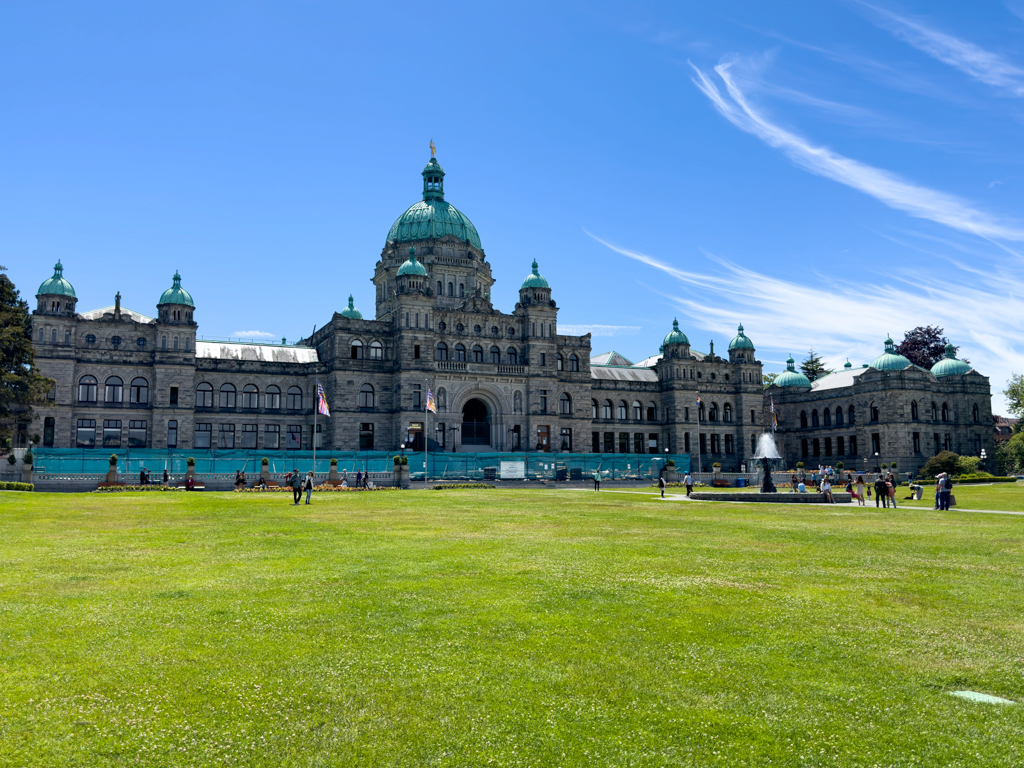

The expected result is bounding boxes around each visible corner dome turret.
[663,318,689,347]
[340,295,363,320]
[931,343,972,377]
[37,260,76,298]
[397,248,428,277]
[728,323,754,351]
[521,260,549,289]
[774,355,812,388]
[386,153,482,249]
[869,336,911,371]
[158,271,194,307]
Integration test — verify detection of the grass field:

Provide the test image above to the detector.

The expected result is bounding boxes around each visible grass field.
[1,488,1022,767]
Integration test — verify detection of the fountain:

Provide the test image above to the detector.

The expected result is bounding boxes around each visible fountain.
[751,432,782,493]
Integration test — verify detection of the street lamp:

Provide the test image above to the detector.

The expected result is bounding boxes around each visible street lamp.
[400,442,406,461]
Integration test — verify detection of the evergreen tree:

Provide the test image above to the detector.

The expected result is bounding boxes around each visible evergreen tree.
[895,326,953,368]
[799,350,832,382]
[1003,373,1024,420]
[0,267,53,450]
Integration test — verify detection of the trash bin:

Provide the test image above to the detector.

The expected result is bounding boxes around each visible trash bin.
[483,467,497,481]
[737,478,746,488]
[556,468,568,481]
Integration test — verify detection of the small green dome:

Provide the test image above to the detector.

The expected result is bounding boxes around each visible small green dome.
[662,318,689,347]
[340,294,363,320]
[774,355,812,388]
[37,260,76,298]
[728,323,754,351]
[158,271,193,307]
[521,260,549,289]
[844,359,852,369]
[397,248,428,277]
[931,343,972,377]
[869,336,911,371]
[386,156,482,249]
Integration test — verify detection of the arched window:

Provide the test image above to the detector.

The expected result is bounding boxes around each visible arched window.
[931,401,937,421]
[173,336,179,350]
[350,339,363,359]
[129,377,148,405]
[617,400,627,420]
[557,353,564,371]
[448,282,454,297]
[592,399,598,419]
[723,403,733,423]
[559,392,572,415]
[358,383,374,408]
[242,384,259,409]
[286,386,303,410]
[435,342,448,361]
[506,347,518,365]
[569,354,579,372]
[823,408,831,427]
[870,403,879,422]
[472,344,483,363]
[436,281,442,295]
[219,383,236,409]
[647,402,657,421]
[454,343,466,362]
[369,341,383,360]
[632,401,642,420]
[800,411,808,429]
[973,403,979,423]
[265,385,281,410]
[602,400,612,419]
[105,376,123,404]
[848,405,856,424]
[78,375,98,403]
[489,345,500,364]
[709,402,719,422]
[196,382,213,408]
[51,328,57,343]
[941,402,948,422]
[811,409,819,427]
[459,283,465,297]
[835,407,843,426]
[698,401,705,421]
[911,401,918,420]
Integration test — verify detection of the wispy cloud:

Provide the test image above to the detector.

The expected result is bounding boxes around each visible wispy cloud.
[559,324,642,337]
[689,60,1024,241]
[857,2,1024,97]
[232,330,277,339]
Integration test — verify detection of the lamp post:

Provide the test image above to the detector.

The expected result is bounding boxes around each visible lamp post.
[980,447,987,472]
[450,426,459,453]
[400,442,406,461]
[874,451,879,474]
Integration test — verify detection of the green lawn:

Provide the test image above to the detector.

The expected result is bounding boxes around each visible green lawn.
[0,489,1022,767]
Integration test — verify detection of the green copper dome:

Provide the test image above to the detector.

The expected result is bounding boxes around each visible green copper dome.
[774,356,812,388]
[386,157,482,249]
[158,271,193,307]
[728,323,754,351]
[869,336,911,371]
[340,294,363,320]
[397,248,428,277]
[37,260,76,298]
[663,318,689,347]
[521,260,549,289]
[931,343,972,377]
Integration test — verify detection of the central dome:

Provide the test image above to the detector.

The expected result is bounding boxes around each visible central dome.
[386,157,482,249]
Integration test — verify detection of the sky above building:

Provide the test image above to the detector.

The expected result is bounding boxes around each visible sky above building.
[3,1,1022,408]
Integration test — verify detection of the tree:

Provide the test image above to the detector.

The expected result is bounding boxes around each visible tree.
[922,451,960,478]
[1003,373,1024,419]
[895,326,952,369]
[0,268,53,450]
[799,350,832,382]
[762,372,778,389]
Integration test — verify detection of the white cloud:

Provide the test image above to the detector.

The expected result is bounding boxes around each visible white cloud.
[559,324,642,337]
[232,330,277,339]
[858,2,1024,97]
[689,60,1024,242]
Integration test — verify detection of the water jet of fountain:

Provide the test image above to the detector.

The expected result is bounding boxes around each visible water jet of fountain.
[751,433,782,493]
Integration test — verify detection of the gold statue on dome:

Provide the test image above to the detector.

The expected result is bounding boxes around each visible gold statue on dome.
[429,139,436,157]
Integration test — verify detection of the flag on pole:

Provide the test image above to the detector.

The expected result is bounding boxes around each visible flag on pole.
[770,397,777,431]
[426,388,436,413]
[316,381,330,417]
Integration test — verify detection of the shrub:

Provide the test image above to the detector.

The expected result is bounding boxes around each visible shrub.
[7,454,16,466]
[22,451,33,465]
[394,455,402,465]
[957,455,981,475]
[0,481,33,491]
[186,457,196,466]
[431,483,496,490]
[712,462,722,468]
[261,457,269,466]
[95,485,182,493]
[109,454,118,466]
[330,458,338,466]
[401,456,408,465]
[836,461,844,470]
[923,451,960,478]
[796,462,804,468]
[665,459,676,467]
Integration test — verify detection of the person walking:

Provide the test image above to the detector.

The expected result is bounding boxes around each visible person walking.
[939,474,953,511]
[659,475,666,498]
[887,473,898,508]
[593,470,600,491]
[304,471,314,504]
[934,473,944,509]
[355,469,362,489]
[684,472,693,497]
[855,475,866,506]
[874,476,889,508]
[162,468,169,485]
[289,470,302,505]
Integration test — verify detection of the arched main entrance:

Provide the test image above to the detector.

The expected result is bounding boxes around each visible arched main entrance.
[461,398,490,445]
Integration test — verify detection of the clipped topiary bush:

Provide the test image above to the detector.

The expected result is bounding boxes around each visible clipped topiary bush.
[109,454,118,466]
[261,457,269,466]
[186,457,196,466]
[22,451,33,465]
[330,458,338,466]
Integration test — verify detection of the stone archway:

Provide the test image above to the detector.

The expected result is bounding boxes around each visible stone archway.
[461,398,490,446]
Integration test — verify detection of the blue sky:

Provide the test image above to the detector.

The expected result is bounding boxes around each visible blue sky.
[3,1,1022,408]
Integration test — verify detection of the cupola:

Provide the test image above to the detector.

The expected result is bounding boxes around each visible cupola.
[397,247,428,277]
[518,260,552,306]
[869,336,911,371]
[157,271,195,324]
[386,151,482,249]
[773,356,812,388]
[660,318,690,358]
[396,247,428,294]
[930,343,972,378]
[35,260,77,315]
[340,295,363,320]
[728,323,755,362]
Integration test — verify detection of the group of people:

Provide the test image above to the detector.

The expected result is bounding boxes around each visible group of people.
[137,467,170,486]
[284,470,315,504]
[934,472,955,510]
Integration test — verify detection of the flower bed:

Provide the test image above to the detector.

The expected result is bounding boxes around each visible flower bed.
[94,485,183,493]
[238,484,398,493]
[431,483,496,491]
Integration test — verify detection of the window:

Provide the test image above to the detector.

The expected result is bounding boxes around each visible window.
[456,323,464,332]
[162,336,167,349]
[602,400,612,419]
[129,420,147,447]
[801,439,808,458]
[617,401,627,420]
[359,423,374,450]
[506,347,518,365]
[265,424,280,449]
[838,436,845,455]
[559,392,572,415]
[972,403,979,423]
[870,403,879,422]
[592,399,598,419]
[823,409,831,427]
[76,419,96,447]
[633,432,644,454]
[752,434,757,453]
[540,353,546,367]
[813,438,820,457]
[241,424,258,449]
[359,383,374,408]
[85,334,96,344]
[438,322,447,332]
[471,345,483,363]
[931,402,938,421]
[370,341,383,360]
[592,431,600,452]
[125,377,147,405]
[836,408,844,426]
[933,433,940,454]
[103,420,122,447]
[454,343,466,362]
[709,403,718,422]
[51,328,57,343]
[196,383,213,408]
[286,386,303,410]
[725,434,734,454]
[218,424,235,448]
[560,428,573,451]
[414,344,420,359]
[539,390,548,413]
[944,433,952,451]
[619,432,629,453]
[632,401,642,420]
[685,407,690,422]
[490,346,500,364]
[111,336,122,347]
[136,337,146,348]
[648,403,657,421]
[557,353,564,371]
[286,425,302,450]
[941,403,949,422]
[437,281,442,295]
[711,434,721,454]
[825,437,832,456]
[724,403,733,423]
[436,342,449,361]
[43,416,55,447]
[219,383,237,409]
[911,401,919,420]
[913,432,921,454]
[314,423,323,448]
[167,420,178,448]
[78,375,98,403]
[849,435,858,455]
[685,432,691,452]
[242,385,259,409]
[811,409,819,428]
[173,336,179,350]
[448,282,454,297]
[412,384,421,409]
[872,433,881,455]
[648,433,658,454]
[459,283,465,298]
[265,385,281,410]
[105,377,123,404]
[800,411,807,429]
[569,354,579,372]
[848,405,856,424]
[351,340,363,359]
[169,386,178,406]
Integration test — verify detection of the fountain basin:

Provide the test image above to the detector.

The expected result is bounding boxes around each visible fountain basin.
[689,492,852,504]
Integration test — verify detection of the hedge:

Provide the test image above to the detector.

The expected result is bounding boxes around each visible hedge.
[431,483,496,491]
[0,482,33,491]
[95,485,183,493]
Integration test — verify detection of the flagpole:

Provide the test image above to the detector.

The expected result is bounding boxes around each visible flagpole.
[424,377,429,483]
[696,392,702,475]
[312,379,318,479]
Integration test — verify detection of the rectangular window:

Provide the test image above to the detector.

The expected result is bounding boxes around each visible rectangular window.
[849,435,858,456]
[648,433,658,454]
[539,390,547,413]
[933,433,940,454]
[405,312,409,327]
[913,432,921,454]
[195,423,212,449]
[532,323,536,337]
[169,386,178,405]
[560,428,573,452]
[801,438,808,457]
[286,425,302,450]
[633,432,643,454]
[76,419,96,448]
[219,424,235,449]
[414,344,420,359]
[241,424,258,449]
[415,313,419,328]
[265,424,280,449]
[592,431,600,453]
[725,434,734,454]
[813,438,821,457]
[837,436,845,456]
[102,420,122,448]
[43,417,55,447]
[824,437,832,456]
[540,353,546,367]
[684,407,690,422]
[604,432,614,453]
[699,433,707,455]
[167,420,178,448]
[684,432,690,452]
[412,384,421,410]
[711,434,721,454]
[618,432,629,453]
[315,423,323,448]
[128,420,147,448]
[871,433,880,455]
[359,423,374,450]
